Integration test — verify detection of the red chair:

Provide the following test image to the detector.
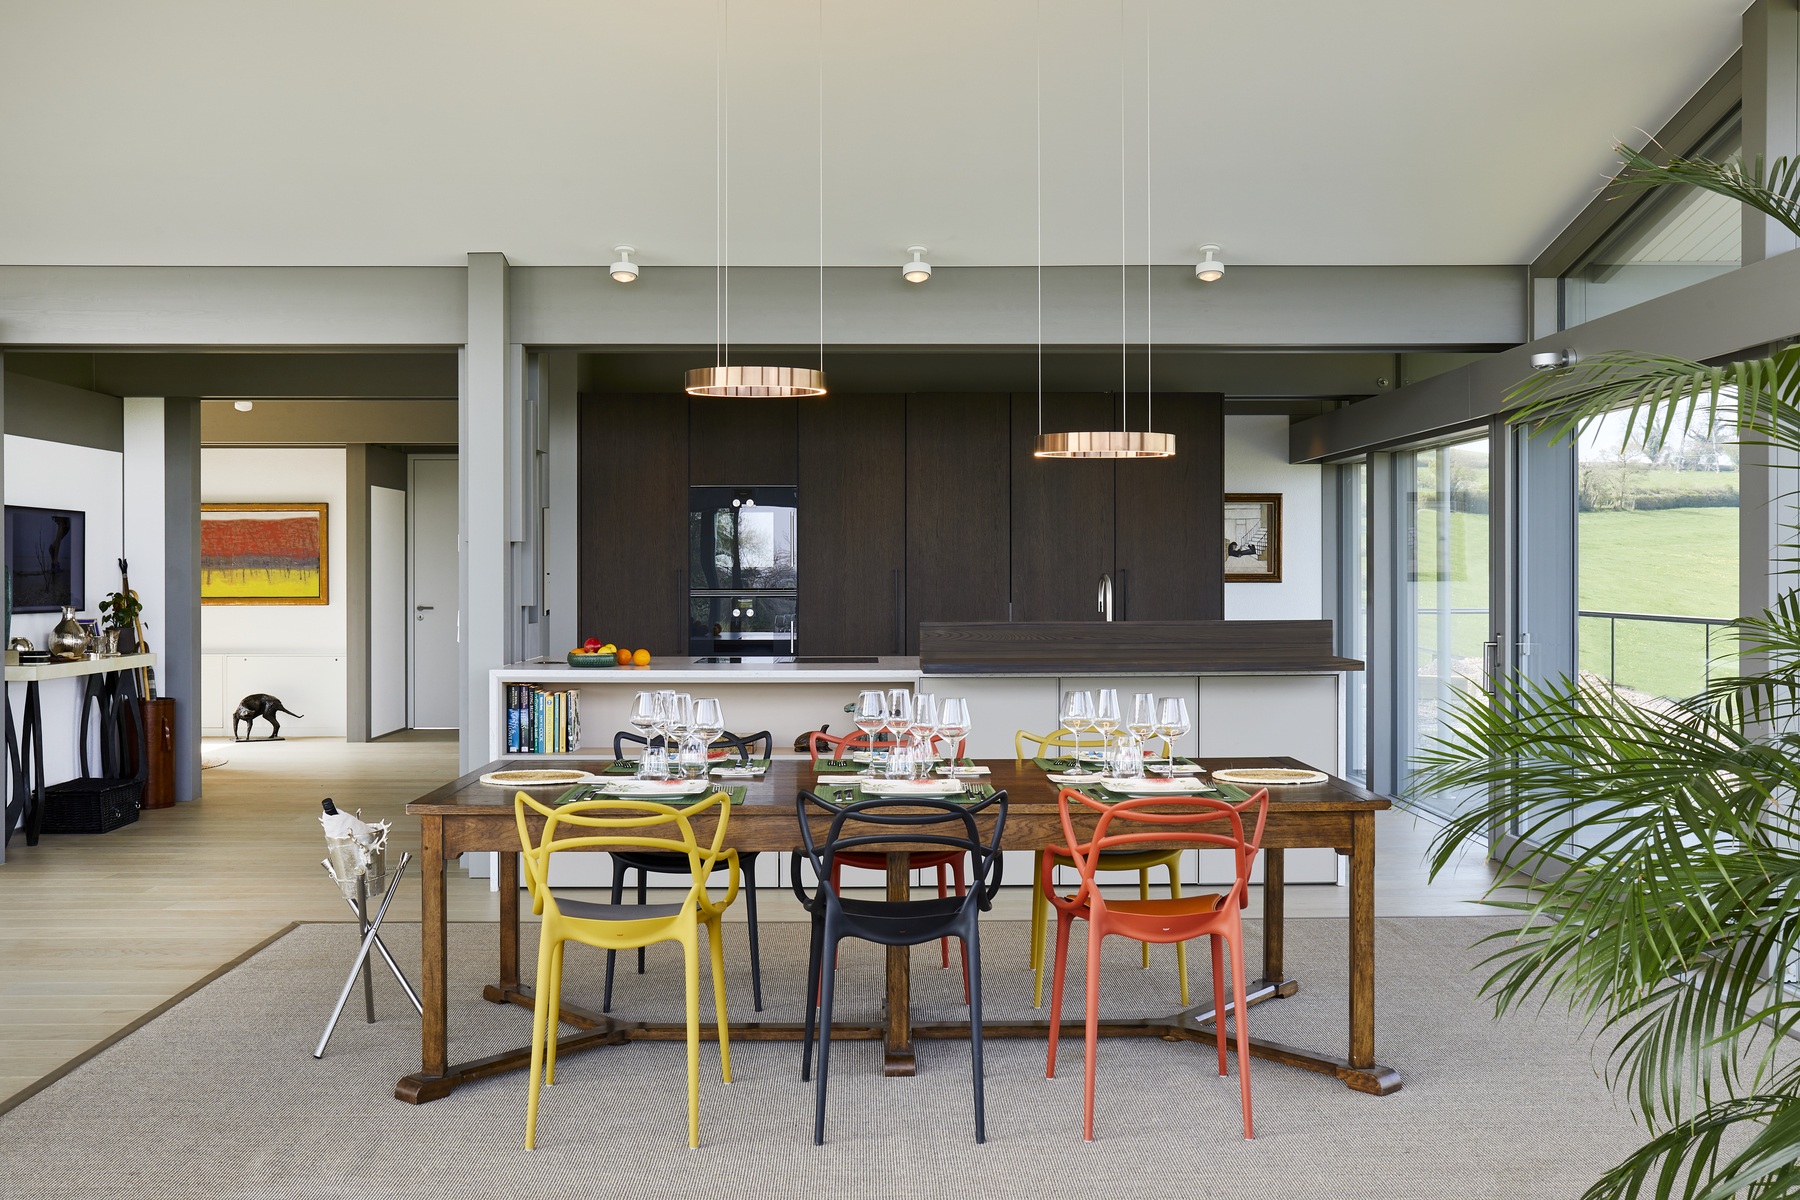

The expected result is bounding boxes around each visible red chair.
[1043,785,1270,1141]
[808,729,970,1000]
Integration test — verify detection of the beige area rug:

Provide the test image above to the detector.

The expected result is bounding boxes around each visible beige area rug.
[0,915,1651,1199]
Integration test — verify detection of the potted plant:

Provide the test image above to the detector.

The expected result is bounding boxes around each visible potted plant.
[1414,148,1800,1199]
[98,588,141,656]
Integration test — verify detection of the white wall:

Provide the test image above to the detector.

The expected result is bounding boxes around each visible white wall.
[200,448,348,736]
[1222,414,1323,621]
[4,435,125,784]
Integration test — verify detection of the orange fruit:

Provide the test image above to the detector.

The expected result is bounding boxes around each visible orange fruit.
[633,648,652,666]
[615,647,632,666]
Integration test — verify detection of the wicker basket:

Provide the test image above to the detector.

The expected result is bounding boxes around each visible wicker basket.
[42,777,144,834]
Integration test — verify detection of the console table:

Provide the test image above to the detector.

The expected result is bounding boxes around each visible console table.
[4,653,155,847]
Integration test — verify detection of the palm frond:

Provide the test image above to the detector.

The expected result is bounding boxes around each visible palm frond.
[1613,143,1800,242]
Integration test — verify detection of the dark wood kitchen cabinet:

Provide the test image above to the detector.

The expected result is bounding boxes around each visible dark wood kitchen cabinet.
[578,393,689,655]
[905,393,1010,651]
[1009,392,1118,622]
[1115,392,1224,620]
[689,396,798,485]
[797,394,907,655]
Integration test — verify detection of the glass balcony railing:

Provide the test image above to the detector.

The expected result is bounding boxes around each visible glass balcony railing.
[1578,609,1735,702]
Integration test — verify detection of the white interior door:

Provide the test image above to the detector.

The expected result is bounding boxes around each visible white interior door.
[370,485,408,737]
[408,456,459,728]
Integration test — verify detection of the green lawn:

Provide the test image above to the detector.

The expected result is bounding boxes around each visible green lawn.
[1406,506,1738,702]
[1579,507,1737,700]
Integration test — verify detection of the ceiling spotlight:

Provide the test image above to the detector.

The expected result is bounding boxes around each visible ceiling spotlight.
[1195,244,1225,283]
[610,246,639,283]
[232,400,254,412]
[902,246,932,283]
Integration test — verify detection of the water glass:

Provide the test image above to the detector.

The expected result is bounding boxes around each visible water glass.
[678,733,710,779]
[638,744,670,780]
[907,735,935,781]
[1109,735,1145,780]
[884,740,914,780]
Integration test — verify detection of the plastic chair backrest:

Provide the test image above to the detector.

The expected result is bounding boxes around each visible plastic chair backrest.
[791,789,1008,906]
[808,729,888,761]
[1054,787,1270,913]
[514,789,732,920]
[1014,727,1106,761]
[615,729,755,762]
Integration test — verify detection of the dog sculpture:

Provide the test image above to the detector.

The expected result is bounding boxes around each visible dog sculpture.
[233,693,304,742]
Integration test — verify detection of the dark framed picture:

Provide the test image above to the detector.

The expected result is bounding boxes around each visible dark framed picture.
[201,503,329,605]
[1223,494,1282,583]
[5,505,86,612]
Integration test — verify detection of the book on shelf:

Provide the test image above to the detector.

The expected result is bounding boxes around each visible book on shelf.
[508,683,580,755]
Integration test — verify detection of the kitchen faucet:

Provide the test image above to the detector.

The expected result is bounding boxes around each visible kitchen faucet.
[1097,573,1114,622]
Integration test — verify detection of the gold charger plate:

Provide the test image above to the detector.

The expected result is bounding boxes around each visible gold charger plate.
[480,769,596,789]
[1211,767,1328,786]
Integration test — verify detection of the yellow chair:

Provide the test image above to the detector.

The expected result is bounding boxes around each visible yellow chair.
[1015,729,1190,1008]
[514,789,741,1150]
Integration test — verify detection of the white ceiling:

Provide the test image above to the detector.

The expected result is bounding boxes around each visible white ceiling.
[0,0,1746,268]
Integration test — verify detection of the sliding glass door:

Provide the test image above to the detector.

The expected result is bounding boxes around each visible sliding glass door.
[1395,437,1491,820]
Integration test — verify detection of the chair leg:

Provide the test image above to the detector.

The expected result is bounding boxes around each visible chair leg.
[965,921,987,1144]
[1211,935,1228,1077]
[937,863,951,969]
[706,915,733,1084]
[603,864,624,1013]
[1227,929,1254,1140]
[1168,861,1190,1007]
[829,862,843,972]
[684,928,702,1149]
[1029,850,1046,970]
[544,940,565,1087]
[953,859,970,1005]
[1138,867,1152,969]
[801,916,825,1081]
[524,929,557,1150]
[742,853,764,1012]
[1083,924,1105,1142]
[637,869,649,975]
[1045,910,1074,1078]
[814,923,839,1146]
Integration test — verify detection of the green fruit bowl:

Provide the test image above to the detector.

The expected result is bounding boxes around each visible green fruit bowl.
[567,652,618,668]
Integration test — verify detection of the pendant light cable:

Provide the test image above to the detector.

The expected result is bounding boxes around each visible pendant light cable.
[1035,0,1043,438]
[1144,0,1153,433]
[1118,0,1127,429]
[714,0,723,370]
[818,0,825,376]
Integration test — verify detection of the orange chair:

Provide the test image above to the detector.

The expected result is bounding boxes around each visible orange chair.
[1043,785,1269,1141]
[808,729,969,999]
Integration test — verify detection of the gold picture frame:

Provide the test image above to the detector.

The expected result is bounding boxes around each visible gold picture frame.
[1223,493,1282,583]
[201,503,329,605]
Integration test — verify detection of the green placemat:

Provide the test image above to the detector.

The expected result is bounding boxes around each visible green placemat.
[818,757,974,772]
[555,784,748,806]
[1063,779,1252,805]
[1035,756,1196,772]
[603,758,769,776]
[812,782,1000,807]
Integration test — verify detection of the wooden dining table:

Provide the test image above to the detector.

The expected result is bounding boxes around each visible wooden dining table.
[397,755,1398,1103]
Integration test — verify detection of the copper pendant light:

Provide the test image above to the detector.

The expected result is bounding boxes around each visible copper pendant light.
[686,0,827,400]
[1033,0,1173,460]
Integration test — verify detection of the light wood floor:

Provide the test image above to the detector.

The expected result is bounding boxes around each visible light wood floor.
[0,737,1508,1108]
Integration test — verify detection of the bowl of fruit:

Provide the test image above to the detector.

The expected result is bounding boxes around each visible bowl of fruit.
[568,639,619,668]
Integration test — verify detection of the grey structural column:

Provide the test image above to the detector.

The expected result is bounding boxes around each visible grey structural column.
[460,253,514,773]
[1741,1,1800,630]
[346,445,371,743]
[164,397,202,802]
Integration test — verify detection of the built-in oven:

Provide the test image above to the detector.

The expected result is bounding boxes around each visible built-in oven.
[688,486,797,657]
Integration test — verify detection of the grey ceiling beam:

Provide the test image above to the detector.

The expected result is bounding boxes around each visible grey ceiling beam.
[0,266,466,347]
[1290,243,1800,463]
[198,399,457,445]
[5,351,461,398]
[513,264,1524,350]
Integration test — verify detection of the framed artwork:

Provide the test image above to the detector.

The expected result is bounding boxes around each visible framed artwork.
[201,503,329,605]
[1223,494,1282,583]
[4,505,85,612]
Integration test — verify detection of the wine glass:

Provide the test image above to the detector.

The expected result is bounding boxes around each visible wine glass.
[629,692,660,756]
[1129,692,1157,747]
[693,697,726,760]
[937,698,971,776]
[884,689,913,769]
[854,690,888,776]
[1092,690,1122,774]
[910,692,938,753]
[1155,696,1192,770]
[653,690,680,748]
[1060,689,1096,777]
[667,692,693,743]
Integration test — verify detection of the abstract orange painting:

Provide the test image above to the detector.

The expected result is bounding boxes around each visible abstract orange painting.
[200,503,329,605]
